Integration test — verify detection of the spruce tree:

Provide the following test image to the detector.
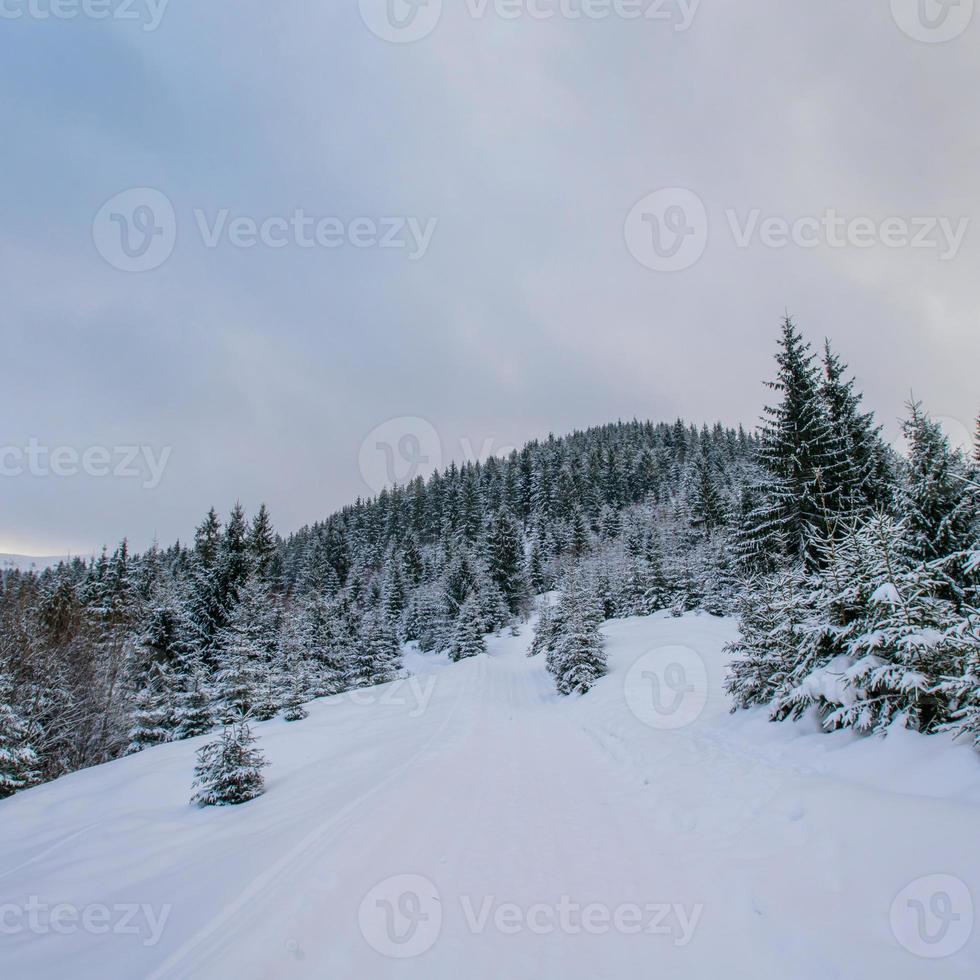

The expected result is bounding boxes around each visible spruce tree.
[938,603,980,746]
[212,577,278,722]
[687,449,727,533]
[127,664,175,754]
[173,667,215,740]
[194,508,222,568]
[248,504,277,583]
[819,341,894,514]
[737,317,850,568]
[448,595,487,662]
[280,671,310,722]
[901,401,977,567]
[0,677,40,798]
[552,572,606,695]
[190,721,268,807]
[529,599,560,659]
[485,509,528,613]
[351,612,402,687]
[725,564,816,713]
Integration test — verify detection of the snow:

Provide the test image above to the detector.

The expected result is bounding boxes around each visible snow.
[1,612,978,979]
[799,653,858,706]
[871,582,901,605]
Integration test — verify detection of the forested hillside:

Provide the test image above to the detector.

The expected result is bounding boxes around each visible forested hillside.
[1,318,977,797]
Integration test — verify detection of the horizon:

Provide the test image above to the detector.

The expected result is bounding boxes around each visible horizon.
[3,394,975,558]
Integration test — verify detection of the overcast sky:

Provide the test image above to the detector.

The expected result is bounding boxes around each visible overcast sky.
[1,0,978,556]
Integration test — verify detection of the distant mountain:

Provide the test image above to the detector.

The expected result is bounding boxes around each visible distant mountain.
[0,553,68,573]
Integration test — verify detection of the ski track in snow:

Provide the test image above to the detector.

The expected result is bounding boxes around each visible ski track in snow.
[1,613,978,979]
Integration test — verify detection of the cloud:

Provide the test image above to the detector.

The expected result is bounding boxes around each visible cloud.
[1,1,977,552]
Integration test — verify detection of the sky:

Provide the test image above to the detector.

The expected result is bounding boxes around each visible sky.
[1,0,978,557]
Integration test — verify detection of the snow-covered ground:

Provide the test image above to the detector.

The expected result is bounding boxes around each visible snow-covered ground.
[2,613,978,979]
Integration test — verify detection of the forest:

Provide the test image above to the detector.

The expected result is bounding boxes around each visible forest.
[1,318,977,797]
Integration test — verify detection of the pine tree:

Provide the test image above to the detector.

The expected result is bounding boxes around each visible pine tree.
[212,577,278,722]
[474,568,510,634]
[526,532,549,595]
[835,585,961,734]
[901,401,977,568]
[194,508,222,568]
[405,586,449,654]
[279,668,310,721]
[725,564,816,712]
[485,509,528,613]
[0,676,40,798]
[567,509,590,557]
[820,341,894,514]
[127,664,175,754]
[248,504,277,583]
[173,667,215,740]
[552,572,606,695]
[687,449,727,533]
[295,592,352,696]
[351,612,402,687]
[938,604,980,746]
[190,722,268,807]
[448,595,487,662]
[737,317,850,568]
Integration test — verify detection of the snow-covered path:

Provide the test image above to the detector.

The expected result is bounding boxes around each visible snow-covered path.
[2,614,978,979]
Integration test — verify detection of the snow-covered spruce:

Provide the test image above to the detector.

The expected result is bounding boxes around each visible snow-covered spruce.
[726,350,979,739]
[536,571,607,696]
[448,595,487,662]
[191,721,268,807]
[0,677,40,798]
